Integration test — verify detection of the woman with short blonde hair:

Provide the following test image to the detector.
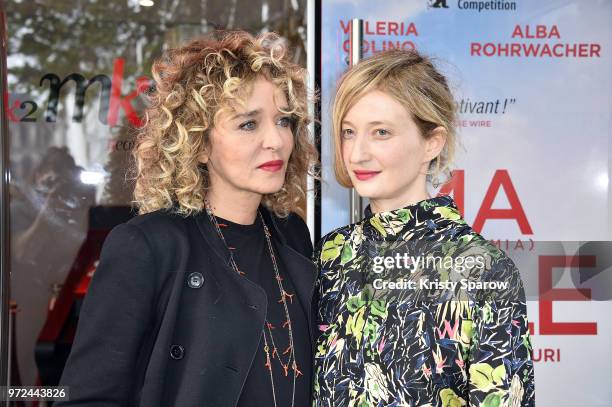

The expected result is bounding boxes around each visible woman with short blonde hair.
[331,49,456,189]
[313,49,535,406]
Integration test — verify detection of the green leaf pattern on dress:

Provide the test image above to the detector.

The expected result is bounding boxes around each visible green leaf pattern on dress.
[312,196,535,407]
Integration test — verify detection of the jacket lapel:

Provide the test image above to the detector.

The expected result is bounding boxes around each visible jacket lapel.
[194,210,234,266]
[259,207,316,310]
[259,207,317,347]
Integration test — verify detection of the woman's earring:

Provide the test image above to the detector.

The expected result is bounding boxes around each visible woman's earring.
[431,176,441,189]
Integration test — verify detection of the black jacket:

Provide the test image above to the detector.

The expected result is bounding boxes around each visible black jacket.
[56,205,317,406]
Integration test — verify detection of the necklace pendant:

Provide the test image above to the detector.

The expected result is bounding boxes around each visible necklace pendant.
[292,363,303,377]
[282,364,289,377]
[266,322,275,330]
[272,347,278,358]
[278,291,294,304]
[282,319,291,328]
[282,345,292,355]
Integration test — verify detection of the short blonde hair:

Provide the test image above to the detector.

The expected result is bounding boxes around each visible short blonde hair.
[332,49,457,188]
[133,30,318,217]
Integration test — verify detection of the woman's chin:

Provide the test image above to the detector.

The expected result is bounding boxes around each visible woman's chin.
[251,182,286,196]
[352,185,380,201]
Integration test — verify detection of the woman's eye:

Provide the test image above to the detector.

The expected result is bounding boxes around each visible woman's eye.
[375,129,390,137]
[277,116,294,128]
[341,129,354,139]
[239,120,257,131]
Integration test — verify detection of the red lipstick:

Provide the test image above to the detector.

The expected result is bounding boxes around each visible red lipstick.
[353,169,380,181]
[258,160,284,172]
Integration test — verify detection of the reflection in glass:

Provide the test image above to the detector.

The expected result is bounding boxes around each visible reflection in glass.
[5,0,307,389]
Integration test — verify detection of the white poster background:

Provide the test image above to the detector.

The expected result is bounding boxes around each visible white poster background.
[319,0,612,405]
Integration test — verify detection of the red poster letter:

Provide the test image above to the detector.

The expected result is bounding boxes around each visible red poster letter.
[539,255,597,335]
[472,169,532,234]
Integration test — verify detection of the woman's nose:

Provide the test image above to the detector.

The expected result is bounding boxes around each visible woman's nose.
[348,133,370,164]
[262,120,286,150]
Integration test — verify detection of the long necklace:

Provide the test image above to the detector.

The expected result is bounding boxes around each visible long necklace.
[204,200,299,407]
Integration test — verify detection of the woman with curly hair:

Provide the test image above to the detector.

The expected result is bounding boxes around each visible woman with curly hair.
[312,50,535,406]
[57,30,318,407]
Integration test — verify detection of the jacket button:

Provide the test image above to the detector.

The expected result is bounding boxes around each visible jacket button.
[187,272,204,288]
[170,344,184,360]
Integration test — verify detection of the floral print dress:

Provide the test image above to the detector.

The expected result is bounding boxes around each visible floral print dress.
[312,195,535,407]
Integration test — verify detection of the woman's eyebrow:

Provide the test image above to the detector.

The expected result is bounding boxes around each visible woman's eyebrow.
[368,120,391,126]
[231,109,261,120]
[230,107,291,119]
[342,120,391,126]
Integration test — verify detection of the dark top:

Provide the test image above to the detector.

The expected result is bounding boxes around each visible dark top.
[215,214,311,407]
[54,205,317,407]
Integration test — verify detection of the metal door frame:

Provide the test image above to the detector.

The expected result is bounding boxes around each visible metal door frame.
[0,0,12,400]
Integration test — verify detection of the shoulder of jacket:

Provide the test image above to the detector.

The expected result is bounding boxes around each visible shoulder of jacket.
[271,211,314,255]
[273,211,307,234]
[119,208,194,249]
[125,208,190,230]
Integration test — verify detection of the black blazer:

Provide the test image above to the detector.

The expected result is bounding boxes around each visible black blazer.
[56,205,317,406]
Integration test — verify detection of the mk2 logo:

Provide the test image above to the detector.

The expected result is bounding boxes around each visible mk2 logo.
[428,0,449,9]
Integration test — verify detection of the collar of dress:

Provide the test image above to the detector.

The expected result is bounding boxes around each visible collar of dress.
[361,195,466,238]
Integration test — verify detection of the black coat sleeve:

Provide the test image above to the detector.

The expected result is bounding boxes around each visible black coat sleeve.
[56,223,157,406]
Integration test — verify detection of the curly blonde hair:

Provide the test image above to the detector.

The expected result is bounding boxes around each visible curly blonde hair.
[133,30,317,217]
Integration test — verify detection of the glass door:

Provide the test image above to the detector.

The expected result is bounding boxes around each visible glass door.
[1,0,311,401]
